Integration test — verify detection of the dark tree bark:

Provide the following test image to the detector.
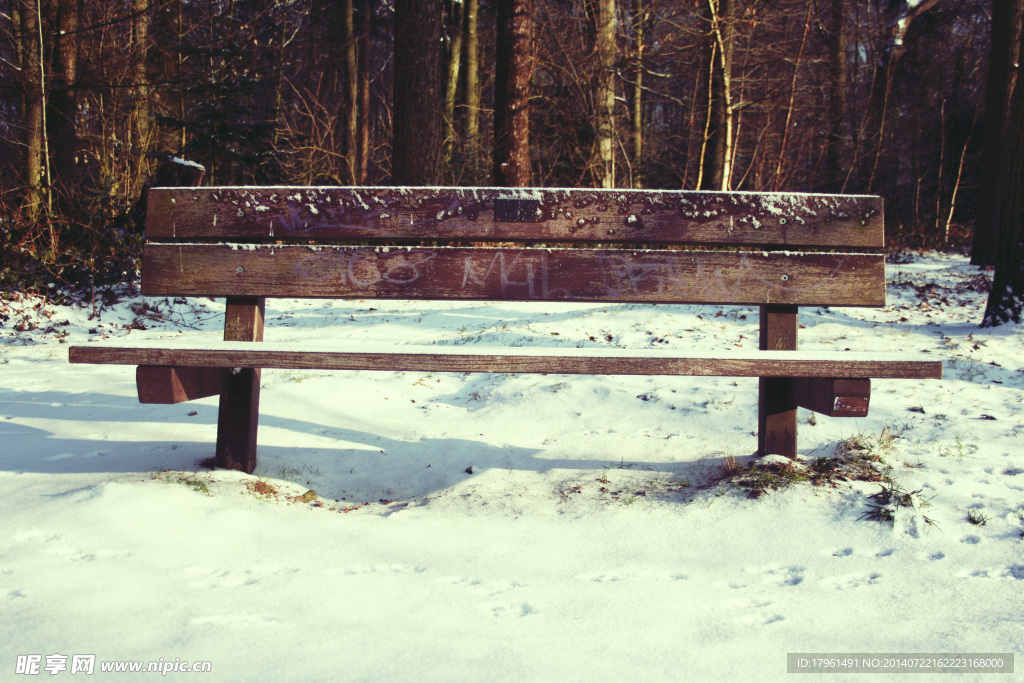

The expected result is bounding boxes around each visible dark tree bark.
[47,0,82,205]
[494,0,534,186]
[982,19,1024,327]
[972,0,1024,266]
[392,0,446,185]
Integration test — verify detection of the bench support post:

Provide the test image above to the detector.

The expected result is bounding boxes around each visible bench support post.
[137,366,229,404]
[758,305,798,457]
[215,297,265,473]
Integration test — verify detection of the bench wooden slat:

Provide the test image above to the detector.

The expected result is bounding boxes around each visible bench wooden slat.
[145,187,884,249]
[71,343,943,379]
[141,244,886,306]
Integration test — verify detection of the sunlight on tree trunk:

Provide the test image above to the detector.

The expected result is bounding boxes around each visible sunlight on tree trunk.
[464,0,482,182]
[445,0,464,165]
[131,0,151,198]
[344,0,359,183]
[700,0,734,191]
[596,0,617,188]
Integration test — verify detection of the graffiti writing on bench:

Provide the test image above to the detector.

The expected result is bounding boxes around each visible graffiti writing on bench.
[292,247,841,301]
[296,249,437,286]
[461,251,570,299]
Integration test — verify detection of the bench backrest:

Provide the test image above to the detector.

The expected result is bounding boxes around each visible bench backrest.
[142,187,886,307]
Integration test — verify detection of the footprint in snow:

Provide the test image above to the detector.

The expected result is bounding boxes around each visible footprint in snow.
[736,612,785,626]
[744,564,804,587]
[327,563,426,575]
[485,601,537,618]
[821,572,882,590]
[728,597,783,626]
[191,614,284,627]
[575,570,688,583]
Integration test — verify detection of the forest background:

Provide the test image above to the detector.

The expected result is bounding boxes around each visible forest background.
[1,0,1023,322]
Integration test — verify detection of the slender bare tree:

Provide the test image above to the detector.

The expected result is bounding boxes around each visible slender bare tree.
[595,0,617,187]
[700,0,735,191]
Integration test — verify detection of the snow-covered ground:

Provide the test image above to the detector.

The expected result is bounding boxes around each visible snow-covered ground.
[1,252,1021,681]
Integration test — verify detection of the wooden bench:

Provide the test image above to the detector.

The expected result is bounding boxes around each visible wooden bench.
[69,186,943,474]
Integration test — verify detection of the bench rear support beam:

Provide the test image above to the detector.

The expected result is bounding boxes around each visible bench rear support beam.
[216,297,265,473]
[793,378,870,418]
[137,366,229,404]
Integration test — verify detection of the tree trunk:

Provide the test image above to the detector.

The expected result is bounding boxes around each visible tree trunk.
[16,0,46,221]
[464,0,482,182]
[701,0,734,191]
[444,0,465,164]
[344,0,359,183]
[494,0,534,186]
[631,1,646,188]
[595,0,617,188]
[358,0,371,183]
[131,0,151,197]
[982,15,1024,326]
[46,0,81,207]
[392,0,446,185]
[971,0,1023,266]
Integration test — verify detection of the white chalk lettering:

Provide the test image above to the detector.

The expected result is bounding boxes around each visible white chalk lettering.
[295,249,435,286]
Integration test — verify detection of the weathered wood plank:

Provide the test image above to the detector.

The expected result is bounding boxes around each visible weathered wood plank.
[69,344,944,379]
[136,366,229,404]
[793,378,871,418]
[141,244,886,306]
[145,187,884,249]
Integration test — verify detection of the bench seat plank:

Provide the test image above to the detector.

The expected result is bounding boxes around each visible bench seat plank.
[71,342,942,379]
[142,244,886,306]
